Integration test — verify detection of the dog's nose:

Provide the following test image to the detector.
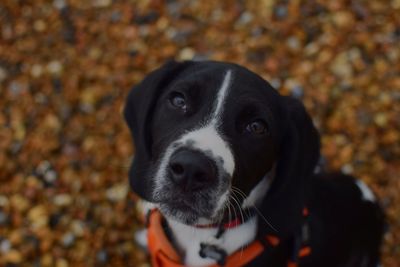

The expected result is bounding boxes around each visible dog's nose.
[168,150,217,191]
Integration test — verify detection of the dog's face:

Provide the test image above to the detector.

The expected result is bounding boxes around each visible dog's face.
[125,61,320,230]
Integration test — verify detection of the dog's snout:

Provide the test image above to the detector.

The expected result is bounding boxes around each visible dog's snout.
[168,150,217,191]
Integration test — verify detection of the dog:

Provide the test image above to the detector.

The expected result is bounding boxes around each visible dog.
[124,60,385,267]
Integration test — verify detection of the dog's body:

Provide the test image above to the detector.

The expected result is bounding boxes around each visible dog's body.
[124,61,385,267]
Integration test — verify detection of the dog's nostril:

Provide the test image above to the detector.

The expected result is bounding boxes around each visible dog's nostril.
[170,163,184,175]
[194,171,208,182]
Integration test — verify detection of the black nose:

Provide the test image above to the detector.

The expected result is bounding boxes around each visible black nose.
[168,150,217,191]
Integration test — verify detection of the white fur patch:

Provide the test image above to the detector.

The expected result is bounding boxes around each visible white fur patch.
[355,180,376,202]
[167,216,258,267]
[137,200,156,216]
[242,176,273,209]
[180,126,234,176]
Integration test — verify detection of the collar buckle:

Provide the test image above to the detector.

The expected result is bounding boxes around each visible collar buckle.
[199,243,227,266]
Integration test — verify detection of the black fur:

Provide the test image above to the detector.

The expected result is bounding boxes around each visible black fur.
[124,60,385,267]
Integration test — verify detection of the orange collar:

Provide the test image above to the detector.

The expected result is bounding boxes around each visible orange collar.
[146,209,311,267]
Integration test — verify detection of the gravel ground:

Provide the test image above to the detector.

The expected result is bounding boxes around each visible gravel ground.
[0,0,399,266]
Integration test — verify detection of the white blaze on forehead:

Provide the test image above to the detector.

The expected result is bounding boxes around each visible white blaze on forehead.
[211,70,233,124]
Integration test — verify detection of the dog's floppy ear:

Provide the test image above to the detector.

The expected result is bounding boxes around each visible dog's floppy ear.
[260,96,320,238]
[124,60,192,200]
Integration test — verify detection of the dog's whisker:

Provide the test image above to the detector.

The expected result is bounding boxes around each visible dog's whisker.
[229,193,245,228]
[231,189,274,259]
[227,199,232,225]
[231,186,247,201]
[218,201,228,225]
[229,200,238,230]
[233,189,277,232]
[253,207,278,233]
[229,197,246,259]
[231,188,253,220]
[231,187,278,233]
[231,187,252,219]
[229,193,246,259]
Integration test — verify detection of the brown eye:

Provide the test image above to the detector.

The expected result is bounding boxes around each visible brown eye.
[169,92,187,110]
[246,120,268,135]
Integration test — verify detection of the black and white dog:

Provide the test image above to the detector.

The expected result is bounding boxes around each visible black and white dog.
[124,61,385,267]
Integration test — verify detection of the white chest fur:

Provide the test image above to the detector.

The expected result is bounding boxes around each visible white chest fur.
[166,216,258,267]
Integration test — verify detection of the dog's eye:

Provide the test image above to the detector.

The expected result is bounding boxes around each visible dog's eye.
[246,120,268,135]
[169,92,187,110]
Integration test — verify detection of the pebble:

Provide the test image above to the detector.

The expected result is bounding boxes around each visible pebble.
[44,170,58,185]
[285,78,304,98]
[4,250,23,264]
[41,253,54,266]
[10,194,29,212]
[270,78,281,89]
[56,258,69,267]
[332,11,354,28]
[330,52,353,78]
[290,85,304,99]
[274,5,288,19]
[0,195,9,207]
[0,239,11,253]
[33,20,47,32]
[0,211,8,225]
[53,0,66,10]
[37,161,52,175]
[96,250,108,263]
[374,113,388,127]
[8,80,26,96]
[92,0,112,8]
[70,220,85,237]
[166,1,183,17]
[236,12,253,26]
[0,66,8,82]
[28,205,49,229]
[287,36,301,51]
[178,47,195,60]
[30,64,44,78]
[106,183,129,202]
[53,194,73,206]
[61,232,75,247]
[341,164,354,175]
[46,61,63,75]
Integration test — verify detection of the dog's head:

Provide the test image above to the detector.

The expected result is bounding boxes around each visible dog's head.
[124,61,319,236]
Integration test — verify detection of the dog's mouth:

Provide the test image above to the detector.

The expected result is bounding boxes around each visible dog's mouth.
[156,191,249,226]
[155,189,228,225]
[158,202,203,224]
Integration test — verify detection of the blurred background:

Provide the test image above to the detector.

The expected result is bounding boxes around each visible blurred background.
[0,0,399,266]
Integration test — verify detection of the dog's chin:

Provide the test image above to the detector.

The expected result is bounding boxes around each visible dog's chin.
[158,203,218,225]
